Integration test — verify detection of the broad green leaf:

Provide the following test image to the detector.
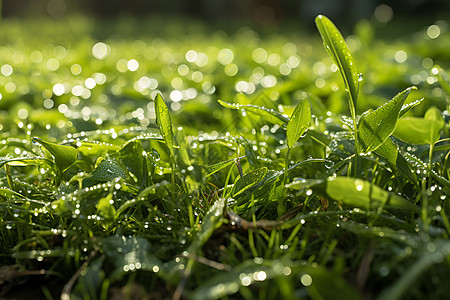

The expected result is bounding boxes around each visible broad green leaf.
[424,106,444,122]
[357,87,415,153]
[315,15,359,118]
[32,137,77,172]
[394,118,440,145]
[91,158,127,181]
[394,107,444,145]
[232,167,268,197]
[218,100,288,126]
[154,93,174,156]
[314,176,417,211]
[286,97,311,148]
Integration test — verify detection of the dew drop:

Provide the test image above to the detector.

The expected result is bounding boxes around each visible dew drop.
[357,73,364,82]
[300,274,312,286]
[379,266,389,277]
[324,160,334,169]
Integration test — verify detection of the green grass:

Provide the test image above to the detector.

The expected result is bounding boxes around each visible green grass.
[0,14,449,299]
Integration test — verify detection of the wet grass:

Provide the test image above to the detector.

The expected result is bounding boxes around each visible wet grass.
[0,14,449,299]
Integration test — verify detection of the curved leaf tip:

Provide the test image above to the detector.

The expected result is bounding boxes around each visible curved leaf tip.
[315,14,359,119]
[154,93,174,156]
[32,137,77,172]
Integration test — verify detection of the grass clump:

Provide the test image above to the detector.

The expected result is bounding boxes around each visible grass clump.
[0,14,449,299]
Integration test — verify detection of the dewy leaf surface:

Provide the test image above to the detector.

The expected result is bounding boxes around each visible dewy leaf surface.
[374,138,418,184]
[314,176,417,211]
[399,98,424,118]
[218,100,288,126]
[357,87,415,153]
[286,97,311,148]
[315,15,359,118]
[91,158,127,182]
[154,93,174,155]
[32,137,77,172]
[206,157,242,177]
[232,167,268,197]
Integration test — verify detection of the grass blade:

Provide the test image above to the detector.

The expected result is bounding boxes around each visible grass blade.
[286,97,311,149]
[154,93,174,156]
[206,157,245,177]
[188,197,226,254]
[315,15,360,119]
[0,187,27,199]
[218,100,289,126]
[232,167,268,197]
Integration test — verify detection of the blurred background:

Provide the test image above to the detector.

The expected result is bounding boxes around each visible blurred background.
[3,0,450,28]
[0,0,448,133]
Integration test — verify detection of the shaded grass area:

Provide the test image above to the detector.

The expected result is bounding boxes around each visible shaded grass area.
[0,15,449,299]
